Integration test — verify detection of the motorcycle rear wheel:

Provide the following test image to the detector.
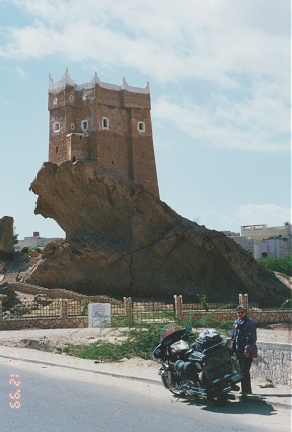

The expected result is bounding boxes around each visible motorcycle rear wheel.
[204,378,227,406]
[161,371,186,396]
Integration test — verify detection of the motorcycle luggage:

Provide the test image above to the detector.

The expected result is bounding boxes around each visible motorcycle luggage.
[192,332,222,352]
[174,360,198,380]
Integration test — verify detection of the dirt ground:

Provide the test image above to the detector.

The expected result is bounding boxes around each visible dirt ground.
[0,290,290,350]
[0,322,290,352]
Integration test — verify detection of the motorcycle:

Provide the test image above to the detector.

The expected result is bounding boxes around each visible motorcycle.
[153,326,242,405]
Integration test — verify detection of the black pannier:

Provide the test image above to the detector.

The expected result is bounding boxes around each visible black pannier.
[191,329,222,352]
[174,360,198,380]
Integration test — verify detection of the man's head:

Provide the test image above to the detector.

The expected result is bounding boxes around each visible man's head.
[236,305,247,318]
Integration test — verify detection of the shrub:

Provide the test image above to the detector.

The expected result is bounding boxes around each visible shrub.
[21,247,42,254]
[257,255,292,276]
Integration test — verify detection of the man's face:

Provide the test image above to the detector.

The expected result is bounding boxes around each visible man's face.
[237,309,246,319]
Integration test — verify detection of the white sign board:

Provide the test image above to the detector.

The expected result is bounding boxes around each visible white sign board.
[88,303,111,328]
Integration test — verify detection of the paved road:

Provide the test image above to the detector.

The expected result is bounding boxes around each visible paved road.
[0,353,290,432]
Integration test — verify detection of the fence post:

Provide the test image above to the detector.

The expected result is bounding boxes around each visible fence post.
[238,293,249,311]
[0,301,2,321]
[174,295,183,319]
[124,297,132,318]
[61,299,68,319]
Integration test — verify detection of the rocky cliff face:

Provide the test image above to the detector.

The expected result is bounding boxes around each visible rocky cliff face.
[0,216,15,260]
[20,161,289,300]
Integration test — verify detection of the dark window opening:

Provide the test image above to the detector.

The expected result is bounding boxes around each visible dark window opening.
[102,117,109,130]
[73,156,76,162]
[138,122,145,132]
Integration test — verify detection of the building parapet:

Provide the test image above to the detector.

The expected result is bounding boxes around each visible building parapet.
[49,68,150,94]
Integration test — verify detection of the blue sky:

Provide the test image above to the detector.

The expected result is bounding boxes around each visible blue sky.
[0,0,291,240]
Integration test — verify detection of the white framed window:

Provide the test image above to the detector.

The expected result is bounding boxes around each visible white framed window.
[102,117,109,130]
[138,121,145,132]
[82,94,87,101]
[53,122,60,132]
[81,120,88,132]
[69,95,74,102]
[53,97,58,105]
[71,123,75,131]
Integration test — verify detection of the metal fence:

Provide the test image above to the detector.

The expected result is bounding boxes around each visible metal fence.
[129,298,175,323]
[1,295,290,322]
[2,300,62,319]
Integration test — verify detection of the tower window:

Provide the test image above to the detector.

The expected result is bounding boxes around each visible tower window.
[69,95,74,102]
[81,120,88,132]
[53,122,60,132]
[53,97,58,105]
[102,117,109,130]
[71,123,75,131]
[138,122,145,132]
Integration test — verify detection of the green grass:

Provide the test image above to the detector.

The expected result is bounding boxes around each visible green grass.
[65,313,234,361]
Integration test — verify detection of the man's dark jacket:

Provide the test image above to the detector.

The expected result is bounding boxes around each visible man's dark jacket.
[231,315,258,359]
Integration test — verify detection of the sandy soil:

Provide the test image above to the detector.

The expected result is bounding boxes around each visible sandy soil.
[0,323,290,352]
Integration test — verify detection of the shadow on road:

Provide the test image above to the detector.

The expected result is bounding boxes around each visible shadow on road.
[171,394,281,416]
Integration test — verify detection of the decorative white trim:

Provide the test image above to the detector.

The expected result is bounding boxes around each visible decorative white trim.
[53,122,60,132]
[49,69,150,94]
[138,121,145,132]
[102,117,109,130]
[53,97,58,105]
[81,120,88,132]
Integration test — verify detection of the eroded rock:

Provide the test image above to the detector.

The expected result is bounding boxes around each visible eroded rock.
[19,161,289,300]
[0,216,15,260]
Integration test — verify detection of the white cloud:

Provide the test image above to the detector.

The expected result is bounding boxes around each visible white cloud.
[153,92,290,152]
[236,204,291,227]
[1,0,290,84]
[1,0,290,153]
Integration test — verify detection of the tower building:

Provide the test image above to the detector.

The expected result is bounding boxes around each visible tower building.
[48,69,159,197]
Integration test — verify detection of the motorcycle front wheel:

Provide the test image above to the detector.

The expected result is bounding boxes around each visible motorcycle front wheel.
[161,370,186,397]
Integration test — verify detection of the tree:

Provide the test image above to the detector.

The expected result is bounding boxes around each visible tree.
[257,255,292,277]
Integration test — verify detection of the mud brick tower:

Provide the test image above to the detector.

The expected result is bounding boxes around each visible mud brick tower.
[48,69,159,197]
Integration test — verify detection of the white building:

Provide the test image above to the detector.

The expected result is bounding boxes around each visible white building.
[14,232,60,252]
[225,224,291,258]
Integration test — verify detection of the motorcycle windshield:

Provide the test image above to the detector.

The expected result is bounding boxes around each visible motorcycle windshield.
[159,325,189,348]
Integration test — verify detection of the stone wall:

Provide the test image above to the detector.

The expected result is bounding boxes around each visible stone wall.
[7,282,113,302]
[251,342,291,385]
[182,310,292,324]
[0,316,88,331]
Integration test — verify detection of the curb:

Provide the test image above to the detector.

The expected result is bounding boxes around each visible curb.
[0,349,290,409]
[0,350,161,386]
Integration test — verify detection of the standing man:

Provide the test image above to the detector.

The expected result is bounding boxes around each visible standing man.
[231,305,258,397]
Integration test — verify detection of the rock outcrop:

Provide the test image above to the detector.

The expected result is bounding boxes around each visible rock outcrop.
[19,161,289,300]
[0,216,15,260]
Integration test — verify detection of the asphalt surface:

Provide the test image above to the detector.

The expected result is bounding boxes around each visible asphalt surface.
[0,344,290,410]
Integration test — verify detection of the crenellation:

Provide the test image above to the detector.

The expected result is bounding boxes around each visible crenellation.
[48,69,159,197]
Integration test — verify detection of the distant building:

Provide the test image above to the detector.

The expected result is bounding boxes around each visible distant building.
[224,224,291,258]
[14,232,60,252]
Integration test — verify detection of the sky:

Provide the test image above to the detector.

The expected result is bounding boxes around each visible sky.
[0,0,291,240]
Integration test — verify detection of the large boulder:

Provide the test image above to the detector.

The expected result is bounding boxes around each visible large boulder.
[0,216,15,260]
[20,160,289,301]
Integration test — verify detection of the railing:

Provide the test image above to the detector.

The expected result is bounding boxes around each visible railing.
[2,300,62,319]
[1,294,291,324]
